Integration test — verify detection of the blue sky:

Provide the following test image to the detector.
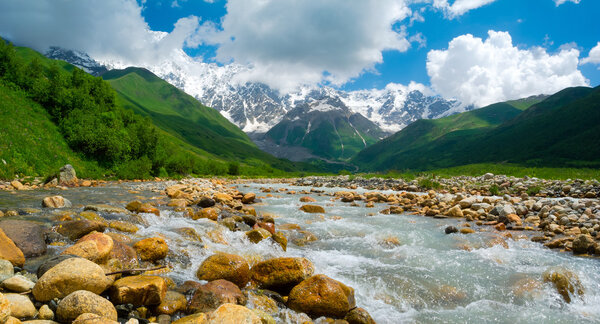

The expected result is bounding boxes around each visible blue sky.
[138,0,600,92]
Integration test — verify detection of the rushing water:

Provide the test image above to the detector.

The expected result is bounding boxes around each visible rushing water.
[1,182,600,323]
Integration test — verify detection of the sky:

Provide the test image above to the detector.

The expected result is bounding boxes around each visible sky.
[0,0,599,107]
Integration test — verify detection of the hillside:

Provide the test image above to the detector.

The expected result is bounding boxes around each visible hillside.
[353,87,598,171]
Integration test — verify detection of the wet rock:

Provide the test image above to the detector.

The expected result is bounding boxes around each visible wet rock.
[272,232,288,251]
[194,208,218,221]
[544,237,569,249]
[245,228,272,244]
[56,290,117,322]
[62,232,114,263]
[133,237,168,262]
[208,303,261,324]
[287,274,355,319]
[42,196,72,208]
[290,230,318,246]
[444,226,458,234]
[32,258,111,302]
[172,312,207,324]
[0,293,10,323]
[187,279,247,314]
[299,196,316,203]
[2,275,35,293]
[4,293,36,319]
[197,197,216,208]
[344,307,376,324]
[56,220,106,241]
[459,228,475,234]
[572,234,595,254]
[0,220,47,258]
[299,205,325,213]
[108,240,138,270]
[196,253,250,288]
[242,193,256,204]
[35,254,78,278]
[109,275,167,306]
[37,305,54,320]
[0,259,14,281]
[155,291,187,315]
[542,267,584,303]
[10,181,24,191]
[446,205,463,218]
[512,277,543,299]
[214,193,233,204]
[108,221,138,233]
[84,205,128,215]
[167,199,188,208]
[458,197,477,209]
[72,313,119,324]
[59,164,78,186]
[0,228,25,267]
[246,291,278,315]
[251,257,315,295]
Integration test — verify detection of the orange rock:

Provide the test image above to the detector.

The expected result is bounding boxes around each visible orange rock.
[134,237,168,262]
[62,232,114,263]
[0,228,25,267]
[193,207,219,221]
[196,253,250,288]
[299,205,325,213]
[109,275,167,306]
[288,274,355,319]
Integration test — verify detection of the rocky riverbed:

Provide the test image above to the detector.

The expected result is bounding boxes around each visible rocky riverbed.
[0,174,599,323]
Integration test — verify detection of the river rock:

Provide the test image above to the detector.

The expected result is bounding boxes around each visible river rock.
[542,267,584,303]
[299,205,325,213]
[572,234,595,254]
[458,197,477,209]
[56,220,106,241]
[187,279,247,314]
[250,257,314,294]
[59,164,77,186]
[0,293,10,323]
[194,208,218,221]
[272,232,288,251]
[299,196,316,203]
[196,253,250,288]
[445,226,458,234]
[108,221,138,233]
[32,258,111,302]
[154,291,187,315]
[446,205,463,218]
[10,181,24,190]
[197,197,216,208]
[287,274,355,319]
[4,293,36,319]
[0,259,14,281]
[108,240,138,269]
[42,196,72,208]
[56,290,117,322]
[36,254,78,278]
[0,220,47,258]
[344,307,376,324]
[109,275,167,306]
[0,228,25,267]
[172,313,208,324]
[208,303,261,324]
[2,275,35,293]
[460,228,475,234]
[242,193,256,204]
[37,305,53,320]
[245,228,271,244]
[84,204,129,215]
[62,232,114,263]
[133,237,168,262]
[72,313,119,324]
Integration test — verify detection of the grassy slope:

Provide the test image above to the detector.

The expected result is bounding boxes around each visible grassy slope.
[0,82,103,179]
[354,86,600,171]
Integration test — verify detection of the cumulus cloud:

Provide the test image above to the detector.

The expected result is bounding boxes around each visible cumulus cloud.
[581,42,600,67]
[427,30,589,107]
[554,0,581,6]
[433,0,497,18]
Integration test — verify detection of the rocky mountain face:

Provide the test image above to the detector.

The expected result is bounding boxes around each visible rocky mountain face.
[45,47,108,76]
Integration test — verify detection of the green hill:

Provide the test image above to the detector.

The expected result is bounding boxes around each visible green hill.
[353,87,599,171]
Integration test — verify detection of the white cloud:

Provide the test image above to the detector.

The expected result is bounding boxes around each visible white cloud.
[554,0,581,6]
[433,0,497,18]
[427,30,589,107]
[581,42,600,67]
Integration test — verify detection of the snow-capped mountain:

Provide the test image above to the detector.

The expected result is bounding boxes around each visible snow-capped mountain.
[45,47,465,134]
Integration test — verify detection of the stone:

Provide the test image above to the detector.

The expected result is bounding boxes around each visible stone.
[196,253,250,288]
[344,307,376,324]
[214,193,233,203]
[246,291,278,315]
[10,181,24,190]
[62,232,114,263]
[208,304,261,324]
[299,205,325,213]
[0,228,25,267]
[155,291,187,315]
[572,234,595,254]
[459,228,475,234]
[506,214,522,225]
[2,275,35,293]
[56,220,106,241]
[194,208,218,221]
[245,228,272,244]
[108,240,138,270]
[72,313,119,324]
[446,205,463,218]
[138,203,160,216]
[250,257,315,294]
[0,293,10,323]
[272,232,288,251]
[78,211,107,225]
[287,274,355,319]
[32,258,111,302]
[35,255,78,278]
[299,196,316,203]
[197,197,216,208]
[444,226,458,234]
[42,196,72,208]
[0,220,47,258]
[187,279,247,314]
[542,267,584,303]
[172,313,208,324]
[458,197,477,209]
[167,199,188,208]
[56,290,117,322]
[242,193,256,204]
[59,164,78,186]
[133,237,168,262]
[109,275,167,306]
[0,259,14,281]
[108,221,138,233]
[84,204,129,215]
[4,293,36,319]
[37,305,53,320]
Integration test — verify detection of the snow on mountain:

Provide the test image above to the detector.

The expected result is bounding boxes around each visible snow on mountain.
[45,47,465,134]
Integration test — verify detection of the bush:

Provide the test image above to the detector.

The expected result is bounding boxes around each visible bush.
[228,161,240,176]
[526,186,541,196]
[114,156,152,180]
[489,184,500,196]
[418,177,441,190]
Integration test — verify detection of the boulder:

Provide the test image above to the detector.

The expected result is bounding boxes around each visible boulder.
[197,197,216,208]
[214,193,233,203]
[108,240,138,270]
[2,275,35,293]
[241,193,256,204]
[299,196,316,203]
[56,290,117,322]
[0,293,11,323]
[155,291,187,315]
[32,258,111,302]
[194,208,218,221]
[56,220,106,241]
[4,293,36,319]
[444,226,458,234]
[36,255,78,278]
[446,205,463,218]
[272,232,288,251]
[72,313,119,324]
[109,275,167,306]
[460,228,475,234]
[542,267,584,303]
[133,237,168,262]
[344,307,376,324]
[61,232,114,263]
[108,221,138,233]
[208,304,261,324]
[299,205,325,213]
[287,274,355,319]
[245,228,272,244]
[187,279,247,314]
[42,196,72,208]
[37,305,54,320]
[0,220,47,258]
[172,313,208,324]
[84,205,128,215]
[458,197,477,209]
[59,164,78,186]
[10,181,24,190]
[0,259,14,281]
[0,228,25,267]
[250,257,314,294]
[572,234,595,254]
[196,253,250,288]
